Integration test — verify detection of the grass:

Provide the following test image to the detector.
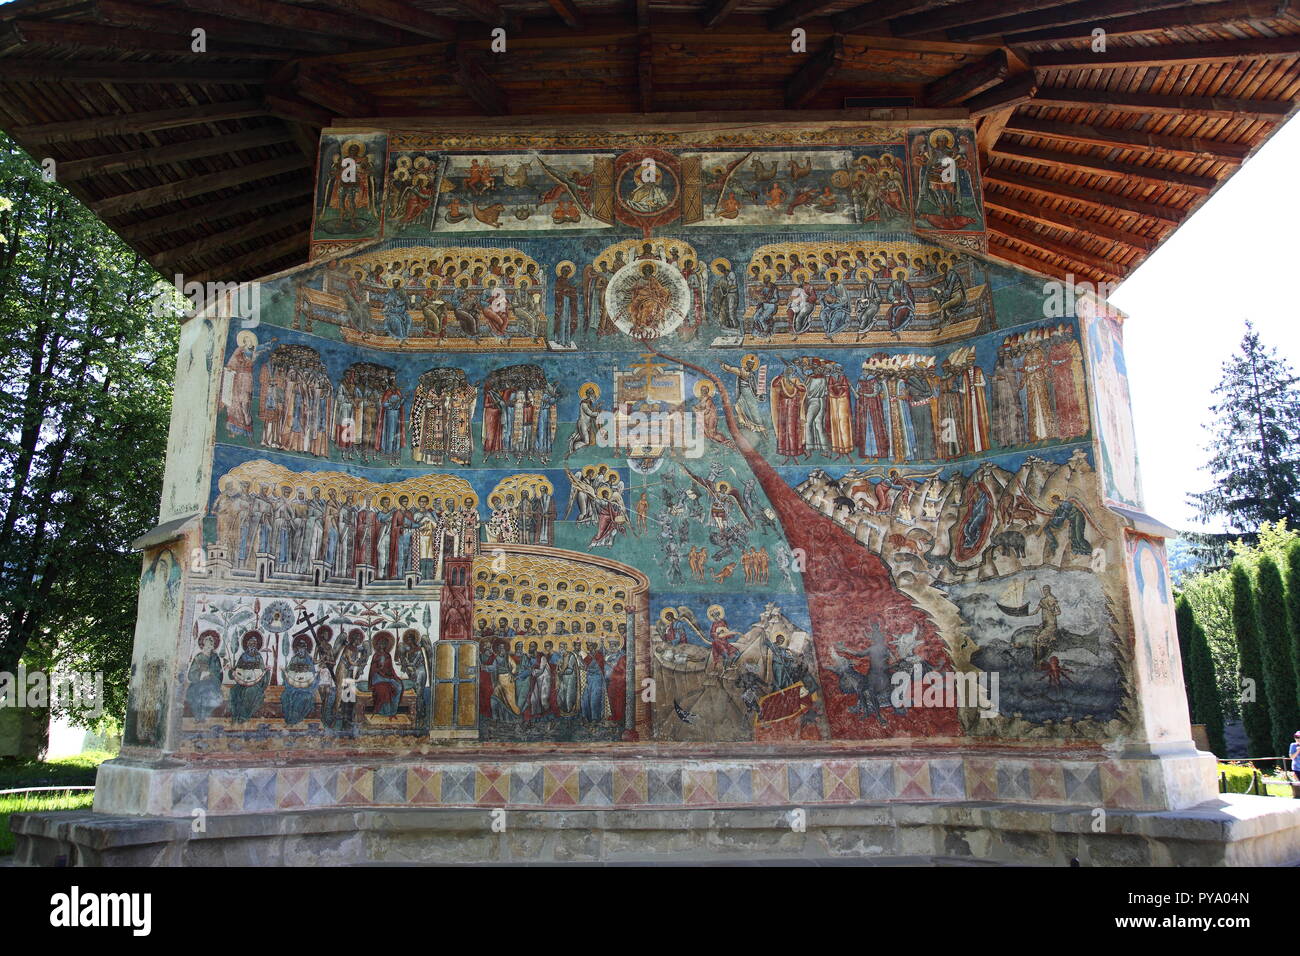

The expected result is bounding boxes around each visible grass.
[0,750,113,856]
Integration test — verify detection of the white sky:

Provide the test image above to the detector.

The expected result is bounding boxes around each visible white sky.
[1110,114,1300,533]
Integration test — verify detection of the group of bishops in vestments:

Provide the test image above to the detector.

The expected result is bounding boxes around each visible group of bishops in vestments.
[767,353,992,465]
[477,632,628,727]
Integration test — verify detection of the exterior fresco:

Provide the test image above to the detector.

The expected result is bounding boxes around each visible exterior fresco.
[121,122,1195,786]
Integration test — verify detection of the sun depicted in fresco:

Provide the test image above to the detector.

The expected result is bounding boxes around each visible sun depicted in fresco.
[604,259,690,342]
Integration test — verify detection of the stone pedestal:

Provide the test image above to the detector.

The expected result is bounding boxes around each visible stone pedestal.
[13,795,1300,867]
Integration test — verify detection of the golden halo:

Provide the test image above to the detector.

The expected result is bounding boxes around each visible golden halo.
[929,129,955,150]
[716,480,731,495]
[236,330,258,350]
[829,169,851,189]
[741,353,759,370]
[710,257,731,274]
[707,604,725,620]
[555,259,577,276]
[693,380,713,399]
[580,382,600,400]
[538,481,553,495]
[395,155,412,168]
[341,138,367,157]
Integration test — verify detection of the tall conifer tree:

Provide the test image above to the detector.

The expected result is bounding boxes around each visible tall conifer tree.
[1190,322,1300,533]
[1256,555,1299,757]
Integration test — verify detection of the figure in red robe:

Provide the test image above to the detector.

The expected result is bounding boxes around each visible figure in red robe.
[770,371,807,464]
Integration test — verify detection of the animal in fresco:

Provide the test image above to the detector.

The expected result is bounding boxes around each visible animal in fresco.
[502,162,532,187]
[788,156,813,180]
[786,189,817,215]
[473,202,505,227]
[885,529,931,557]
[991,529,1027,559]
[443,197,468,223]
[712,562,737,583]
[512,205,534,220]
[673,699,699,723]
[749,158,778,182]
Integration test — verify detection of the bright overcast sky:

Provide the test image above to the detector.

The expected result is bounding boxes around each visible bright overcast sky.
[1111,114,1300,534]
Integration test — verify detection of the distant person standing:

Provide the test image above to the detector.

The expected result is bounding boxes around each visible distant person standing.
[1290,731,1300,784]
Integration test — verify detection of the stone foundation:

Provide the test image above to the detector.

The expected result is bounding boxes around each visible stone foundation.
[13,795,1300,866]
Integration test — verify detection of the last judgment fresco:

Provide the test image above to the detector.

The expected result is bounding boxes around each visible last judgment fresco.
[159,121,1166,756]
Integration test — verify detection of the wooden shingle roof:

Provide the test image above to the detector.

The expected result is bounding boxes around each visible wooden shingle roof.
[0,0,1295,283]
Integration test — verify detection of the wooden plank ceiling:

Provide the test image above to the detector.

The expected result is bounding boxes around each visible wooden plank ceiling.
[0,0,1296,284]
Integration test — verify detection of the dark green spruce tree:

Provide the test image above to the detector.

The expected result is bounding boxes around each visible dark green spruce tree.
[1189,321,1300,533]
[1256,555,1300,757]
[1232,562,1273,760]
[1175,595,1201,718]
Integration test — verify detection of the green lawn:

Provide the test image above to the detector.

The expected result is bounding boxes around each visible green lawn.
[0,751,112,856]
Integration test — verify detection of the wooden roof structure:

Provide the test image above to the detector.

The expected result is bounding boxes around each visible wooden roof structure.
[0,0,1296,285]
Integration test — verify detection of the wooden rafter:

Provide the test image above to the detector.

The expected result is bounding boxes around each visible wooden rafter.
[119,182,313,242]
[949,0,1190,42]
[0,59,266,83]
[992,141,1218,192]
[1003,116,1251,162]
[1032,86,1294,121]
[924,49,1008,106]
[832,0,942,35]
[988,215,1125,279]
[57,127,293,181]
[1002,0,1296,44]
[988,234,1119,284]
[786,34,845,108]
[292,64,377,117]
[638,31,654,113]
[1025,35,1300,71]
[173,0,421,46]
[451,45,507,115]
[700,0,745,29]
[93,155,307,217]
[13,99,267,144]
[153,206,313,270]
[91,0,349,54]
[984,171,1182,226]
[307,0,457,40]
[190,229,309,284]
[6,18,291,58]
[982,189,1157,253]
[767,0,842,32]
[889,0,1069,37]
[963,70,1037,118]
[544,0,583,29]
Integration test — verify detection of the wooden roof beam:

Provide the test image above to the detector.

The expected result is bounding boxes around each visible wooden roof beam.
[56,127,293,182]
[786,33,845,108]
[6,18,290,59]
[91,0,350,54]
[292,64,377,117]
[173,0,424,46]
[768,0,844,32]
[1026,35,1300,71]
[832,0,941,35]
[1004,116,1250,162]
[1003,0,1297,44]
[544,0,583,29]
[306,0,457,40]
[0,59,266,83]
[889,0,1068,37]
[700,0,745,29]
[152,206,313,271]
[988,234,1121,285]
[984,170,1182,227]
[263,89,334,127]
[964,70,1036,117]
[1032,86,1294,121]
[924,48,1007,106]
[118,182,313,242]
[93,155,308,217]
[13,99,267,144]
[983,189,1157,253]
[638,31,653,112]
[988,216,1125,280]
[950,0,1189,42]
[992,140,1218,192]
[190,230,309,285]
[451,45,507,115]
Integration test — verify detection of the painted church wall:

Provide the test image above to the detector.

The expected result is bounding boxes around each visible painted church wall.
[133,122,1189,759]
